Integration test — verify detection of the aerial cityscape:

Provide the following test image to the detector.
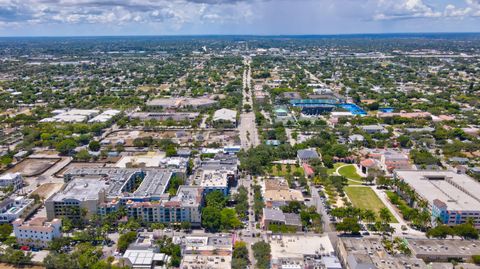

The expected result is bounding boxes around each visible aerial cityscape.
[0,1,480,269]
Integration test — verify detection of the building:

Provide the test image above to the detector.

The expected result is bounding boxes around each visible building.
[195,160,237,196]
[122,234,170,269]
[359,159,379,175]
[337,237,426,269]
[369,150,412,174]
[0,197,35,223]
[361,124,388,134]
[0,172,23,191]
[45,167,203,226]
[394,170,480,228]
[212,108,237,127]
[264,179,304,208]
[175,234,233,269]
[262,208,302,231]
[13,217,61,248]
[88,109,121,123]
[408,238,480,262]
[269,235,336,269]
[297,148,320,164]
[40,109,99,123]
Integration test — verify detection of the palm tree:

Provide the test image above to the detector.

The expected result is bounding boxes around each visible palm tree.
[379,208,392,224]
[362,209,376,223]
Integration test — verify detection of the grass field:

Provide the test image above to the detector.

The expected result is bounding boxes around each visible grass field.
[345,186,397,223]
[327,162,345,175]
[338,164,363,180]
[271,164,304,177]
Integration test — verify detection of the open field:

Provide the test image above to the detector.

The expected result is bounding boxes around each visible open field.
[270,164,304,177]
[103,129,240,147]
[345,186,397,223]
[338,164,363,180]
[327,162,345,175]
[7,158,59,177]
[31,183,64,199]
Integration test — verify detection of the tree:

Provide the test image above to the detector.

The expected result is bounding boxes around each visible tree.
[379,208,392,224]
[426,225,453,239]
[117,231,137,253]
[202,206,222,232]
[0,223,13,241]
[454,223,479,239]
[220,208,242,230]
[232,241,249,269]
[180,222,191,232]
[362,209,376,223]
[336,217,361,234]
[75,149,91,161]
[252,241,271,269]
[88,141,101,151]
[56,139,77,155]
[205,190,227,209]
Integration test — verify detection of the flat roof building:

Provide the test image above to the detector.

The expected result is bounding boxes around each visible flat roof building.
[394,170,480,227]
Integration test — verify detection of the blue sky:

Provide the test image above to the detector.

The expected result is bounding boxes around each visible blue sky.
[0,0,479,36]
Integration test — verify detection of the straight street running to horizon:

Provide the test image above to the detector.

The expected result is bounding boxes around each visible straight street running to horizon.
[1,1,480,269]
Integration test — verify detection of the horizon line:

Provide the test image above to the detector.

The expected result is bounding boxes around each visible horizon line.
[0,31,480,38]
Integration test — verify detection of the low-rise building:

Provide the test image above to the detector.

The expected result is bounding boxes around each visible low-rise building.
[361,124,388,134]
[212,108,237,127]
[0,172,23,191]
[262,208,302,231]
[297,148,320,164]
[13,217,61,248]
[0,197,35,223]
[408,238,480,262]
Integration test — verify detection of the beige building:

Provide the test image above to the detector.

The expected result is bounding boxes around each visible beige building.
[13,217,61,248]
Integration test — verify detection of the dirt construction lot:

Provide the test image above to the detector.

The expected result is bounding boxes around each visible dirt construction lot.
[31,183,64,200]
[7,158,59,177]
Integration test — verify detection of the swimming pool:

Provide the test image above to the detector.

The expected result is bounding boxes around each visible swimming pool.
[337,103,367,115]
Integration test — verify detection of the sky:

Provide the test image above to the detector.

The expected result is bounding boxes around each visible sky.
[0,0,479,36]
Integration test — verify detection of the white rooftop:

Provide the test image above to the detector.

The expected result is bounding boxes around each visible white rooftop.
[395,170,480,211]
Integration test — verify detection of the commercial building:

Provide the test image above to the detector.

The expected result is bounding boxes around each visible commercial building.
[262,208,302,231]
[13,217,62,248]
[175,234,233,269]
[122,234,170,269]
[263,179,304,208]
[270,235,336,269]
[394,170,480,227]
[361,124,388,134]
[40,109,99,123]
[0,197,35,223]
[0,172,23,191]
[88,109,121,123]
[195,157,238,196]
[408,238,480,262]
[337,237,425,269]
[45,167,203,226]
[212,108,237,127]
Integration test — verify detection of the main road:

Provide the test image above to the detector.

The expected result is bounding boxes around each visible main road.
[238,57,260,150]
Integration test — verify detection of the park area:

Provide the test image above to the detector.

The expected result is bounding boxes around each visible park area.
[270,164,304,177]
[345,186,397,223]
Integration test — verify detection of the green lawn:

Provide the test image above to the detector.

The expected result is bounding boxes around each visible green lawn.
[338,164,363,180]
[327,163,345,175]
[345,186,397,223]
[271,164,304,177]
